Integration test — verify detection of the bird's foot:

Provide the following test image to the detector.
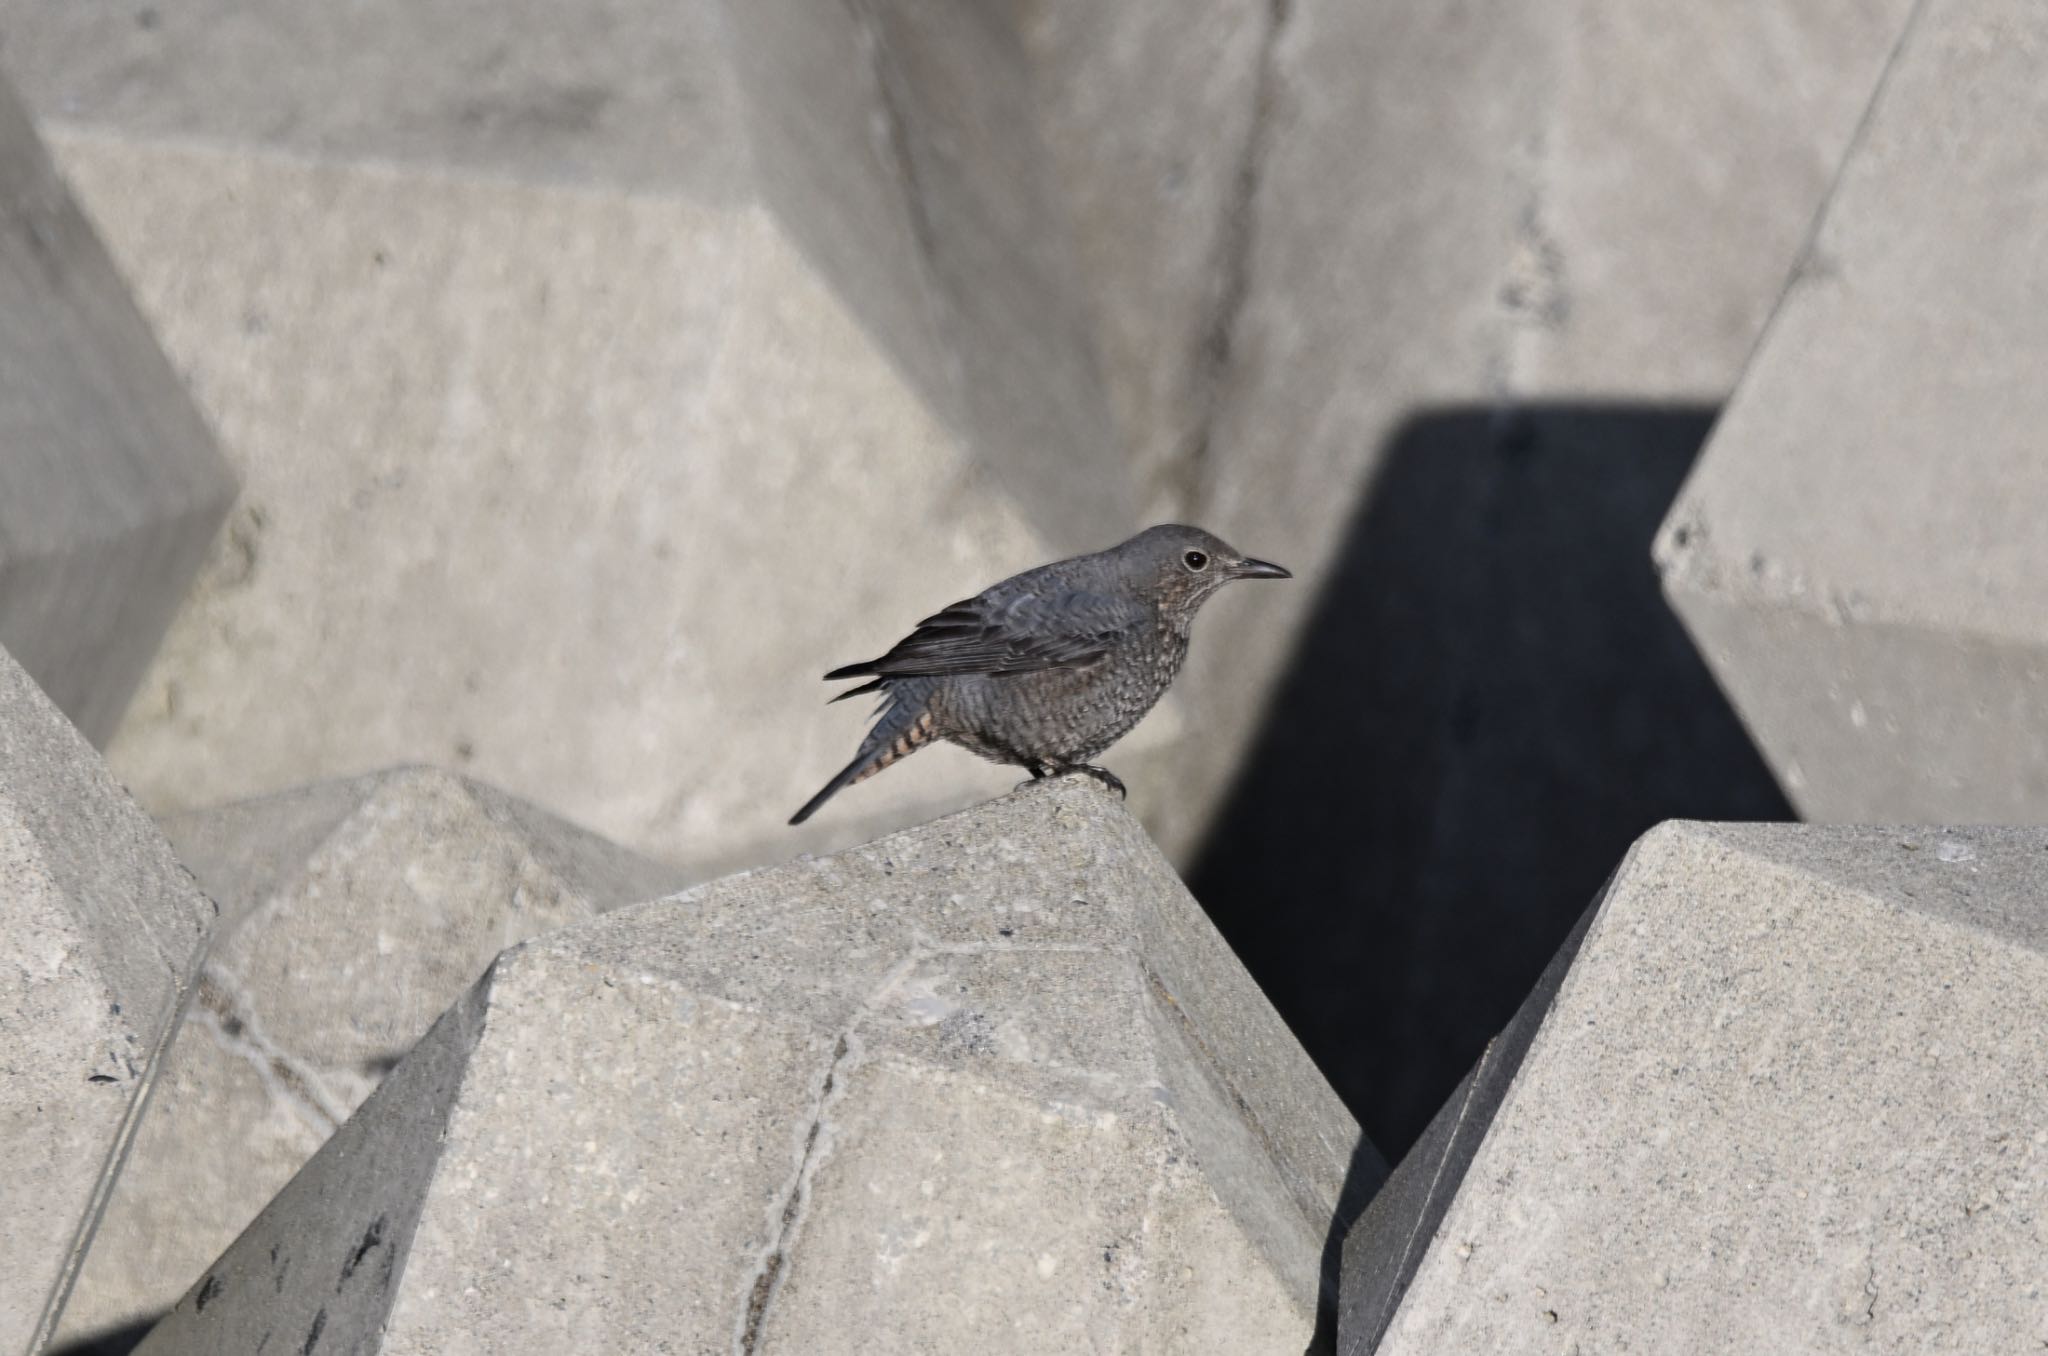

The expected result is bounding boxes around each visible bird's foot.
[1071,764,1127,799]
[1015,759,1059,791]
[1016,761,1125,798]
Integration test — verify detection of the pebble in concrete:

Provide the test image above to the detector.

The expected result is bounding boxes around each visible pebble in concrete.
[1341,821,2048,1354]
[136,777,1378,1355]
[1656,0,2048,822]
[57,767,686,1346]
[0,646,215,1353]
[0,74,236,746]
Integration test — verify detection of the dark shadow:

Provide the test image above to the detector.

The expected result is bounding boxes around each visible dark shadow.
[1306,1132,1399,1355]
[47,1316,161,1356]
[1331,878,1604,1354]
[1189,403,1793,1162]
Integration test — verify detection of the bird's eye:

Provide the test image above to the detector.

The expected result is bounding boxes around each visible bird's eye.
[1182,550,1209,571]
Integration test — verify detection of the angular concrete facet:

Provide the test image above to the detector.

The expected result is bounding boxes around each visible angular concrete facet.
[37,106,1058,873]
[0,2,1085,873]
[1153,0,1916,854]
[137,779,1377,1355]
[0,73,235,746]
[1656,0,2048,822]
[0,0,748,197]
[719,0,1269,545]
[57,768,686,1346]
[0,647,215,1353]
[1341,822,2048,1354]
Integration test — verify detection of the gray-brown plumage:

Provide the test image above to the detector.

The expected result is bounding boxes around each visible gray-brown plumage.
[790,524,1291,825]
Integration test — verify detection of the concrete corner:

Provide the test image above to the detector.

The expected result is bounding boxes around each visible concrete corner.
[56,767,686,1346]
[136,778,1376,1354]
[1341,820,2048,1354]
[0,0,1061,872]
[1655,0,2048,822]
[0,72,235,746]
[1155,0,1914,858]
[0,647,215,1353]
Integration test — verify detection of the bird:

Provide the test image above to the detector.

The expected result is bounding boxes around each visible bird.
[789,524,1291,825]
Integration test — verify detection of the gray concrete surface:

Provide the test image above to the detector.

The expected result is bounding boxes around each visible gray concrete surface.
[0,71,235,747]
[1655,0,2048,822]
[720,0,1268,544]
[0,0,747,198]
[56,767,685,1346]
[2,0,1903,883]
[1338,898,1598,1352]
[0,646,215,1354]
[0,0,1237,878]
[1152,0,1916,858]
[136,778,1377,1355]
[22,89,1117,874]
[1340,821,2048,1354]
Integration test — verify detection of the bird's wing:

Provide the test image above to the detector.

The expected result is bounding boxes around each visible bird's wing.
[826,588,1147,681]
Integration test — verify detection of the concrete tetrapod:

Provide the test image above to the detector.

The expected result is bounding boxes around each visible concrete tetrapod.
[56,767,687,1348]
[1340,821,2048,1354]
[0,0,1081,871]
[0,75,236,747]
[1655,0,2048,821]
[136,777,1379,1355]
[0,647,215,1354]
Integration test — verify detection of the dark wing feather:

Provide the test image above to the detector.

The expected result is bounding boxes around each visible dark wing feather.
[823,589,1145,682]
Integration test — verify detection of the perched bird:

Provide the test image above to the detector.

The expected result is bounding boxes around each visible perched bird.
[790,524,1291,825]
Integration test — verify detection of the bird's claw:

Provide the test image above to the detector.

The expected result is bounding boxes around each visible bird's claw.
[1017,762,1126,799]
[1074,765,1127,799]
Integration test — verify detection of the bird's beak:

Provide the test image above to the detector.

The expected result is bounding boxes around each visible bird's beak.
[1234,557,1292,580]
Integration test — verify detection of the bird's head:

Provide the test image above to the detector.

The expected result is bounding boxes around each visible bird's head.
[1112,524,1292,615]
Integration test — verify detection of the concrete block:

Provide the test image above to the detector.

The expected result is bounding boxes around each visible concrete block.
[0,646,215,1353]
[1154,0,1915,856]
[1655,0,2048,822]
[55,767,686,1346]
[135,778,1378,1355]
[0,4,1097,870]
[0,0,747,197]
[0,72,235,746]
[1340,822,2048,1354]
[719,0,1269,542]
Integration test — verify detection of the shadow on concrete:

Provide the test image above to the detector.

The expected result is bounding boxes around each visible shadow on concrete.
[47,1316,160,1356]
[1306,1129,1401,1354]
[1189,403,1792,1162]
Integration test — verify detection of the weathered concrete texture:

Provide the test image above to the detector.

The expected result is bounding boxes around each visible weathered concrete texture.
[24,115,1114,872]
[0,1,1199,874]
[1340,822,2048,1355]
[1154,0,1916,857]
[719,0,1269,548]
[0,72,235,746]
[137,778,1376,1355]
[1338,896,1598,1352]
[0,0,747,198]
[56,767,685,1346]
[0,646,215,1354]
[1655,0,2048,822]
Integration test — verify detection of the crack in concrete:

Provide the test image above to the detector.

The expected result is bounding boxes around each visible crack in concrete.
[1160,0,1294,519]
[196,964,352,1136]
[734,950,922,1354]
[912,934,1109,957]
[1141,965,1317,1221]
[31,922,213,1354]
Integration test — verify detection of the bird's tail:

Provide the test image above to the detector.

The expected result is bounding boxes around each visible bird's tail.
[789,689,939,825]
